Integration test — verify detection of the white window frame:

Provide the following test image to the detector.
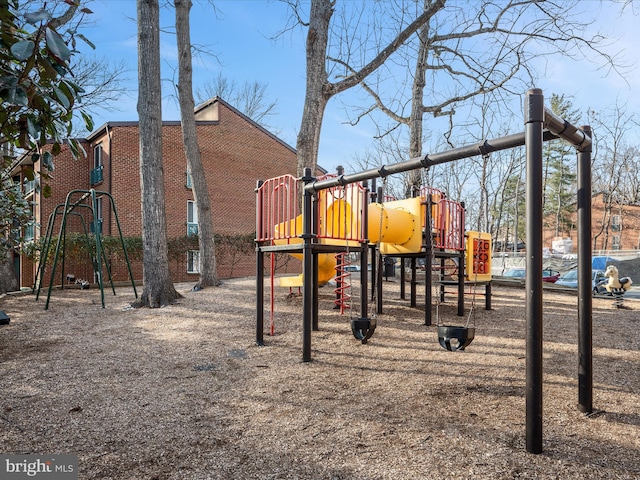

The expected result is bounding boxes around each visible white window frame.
[96,196,103,221]
[187,200,198,236]
[611,214,621,232]
[186,169,192,188]
[23,222,35,242]
[94,144,103,169]
[187,250,200,273]
[612,235,621,250]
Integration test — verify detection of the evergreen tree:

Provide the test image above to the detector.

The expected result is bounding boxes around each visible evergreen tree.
[543,94,579,237]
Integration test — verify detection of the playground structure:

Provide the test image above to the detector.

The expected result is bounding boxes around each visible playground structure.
[256,89,595,455]
[34,189,138,309]
[256,173,490,345]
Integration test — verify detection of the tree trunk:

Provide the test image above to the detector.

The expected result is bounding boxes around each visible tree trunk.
[296,0,443,178]
[133,0,181,308]
[0,250,18,294]
[175,0,220,289]
[296,0,332,178]
[406,16,430,194]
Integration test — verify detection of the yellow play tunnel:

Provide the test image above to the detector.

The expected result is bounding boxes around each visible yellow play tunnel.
[369,197,423,255]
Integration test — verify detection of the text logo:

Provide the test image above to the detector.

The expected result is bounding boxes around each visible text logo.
[1,455,77,479]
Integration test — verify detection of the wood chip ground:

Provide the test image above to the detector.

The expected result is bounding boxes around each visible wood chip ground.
[0,278,638,479]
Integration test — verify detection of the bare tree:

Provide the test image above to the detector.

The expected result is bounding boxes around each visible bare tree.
[345,0,620,192]
[589,103,640,250]
[133,0,181,308]
[175,0,220,289]
[71,56,130,111]
[195,73,279,131]
[290,0,446,177]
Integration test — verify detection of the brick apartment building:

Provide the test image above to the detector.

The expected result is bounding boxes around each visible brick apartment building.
[15,97,304,289]
[542,192,640,253]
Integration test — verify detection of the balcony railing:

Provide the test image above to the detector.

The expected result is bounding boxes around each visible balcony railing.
[24,178,36,195]
[90,165,104,185]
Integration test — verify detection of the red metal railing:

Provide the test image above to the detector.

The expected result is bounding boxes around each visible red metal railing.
[316,182,367,243]
[420,186,465,251]
[256,174,367,244]
[432,198,465,251]
[256,175,300,243]
[257,175,463,250]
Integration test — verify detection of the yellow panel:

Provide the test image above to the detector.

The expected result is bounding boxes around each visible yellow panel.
[466,231,492,282]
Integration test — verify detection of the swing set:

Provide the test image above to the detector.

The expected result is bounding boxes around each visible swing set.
[33,188,138,309]
[256,89,595,454]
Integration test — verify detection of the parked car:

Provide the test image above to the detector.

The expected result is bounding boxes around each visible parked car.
[555,269,606,294]
[542,269,561,283]
[494,241,526,252]
[593,276,611,296]
[503,268,525,279]
[502,268,560,283]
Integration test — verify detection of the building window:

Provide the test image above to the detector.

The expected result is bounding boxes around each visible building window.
[612,235,621,250]
[187,200,198,236]
[91,196,103,234]
[94,144,103,169]
[186,169,192,189]
[91,144,104,186]
[187,250,200,273]
[23,222,35,242]
[24,177,36,195]
[96,196,103,220]
[611,214,621,232]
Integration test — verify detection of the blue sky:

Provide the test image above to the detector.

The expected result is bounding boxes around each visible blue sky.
[79,0,640,174]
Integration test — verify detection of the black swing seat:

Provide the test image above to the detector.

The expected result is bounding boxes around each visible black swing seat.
[351,317,377,344]
[437,325,475,351]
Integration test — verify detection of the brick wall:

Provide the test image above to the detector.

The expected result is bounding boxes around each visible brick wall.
[25,99,299,288]
[542,193,640,252]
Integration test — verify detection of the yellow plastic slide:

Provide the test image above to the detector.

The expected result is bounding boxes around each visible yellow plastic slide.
[274,198,357,288]
[278,252,337,288]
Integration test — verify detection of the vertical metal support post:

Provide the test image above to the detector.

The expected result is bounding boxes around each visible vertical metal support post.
[302,168,315,362]
[256,247,264,346]
[577,125,593,414]
[410,257,417,307]
[370,249,376,301]
[457,249,465,316]
[377,249,383,314]
[360,181,370,320]
[400,258,406,299]
[312,192,320,331]
[255,179,264,346]
[424,195,433,326]
[485,283,492,310]
[524,88,544,454]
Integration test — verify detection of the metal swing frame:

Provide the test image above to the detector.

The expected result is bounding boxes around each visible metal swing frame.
[256,88,594,455]
[35,188,138,309]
